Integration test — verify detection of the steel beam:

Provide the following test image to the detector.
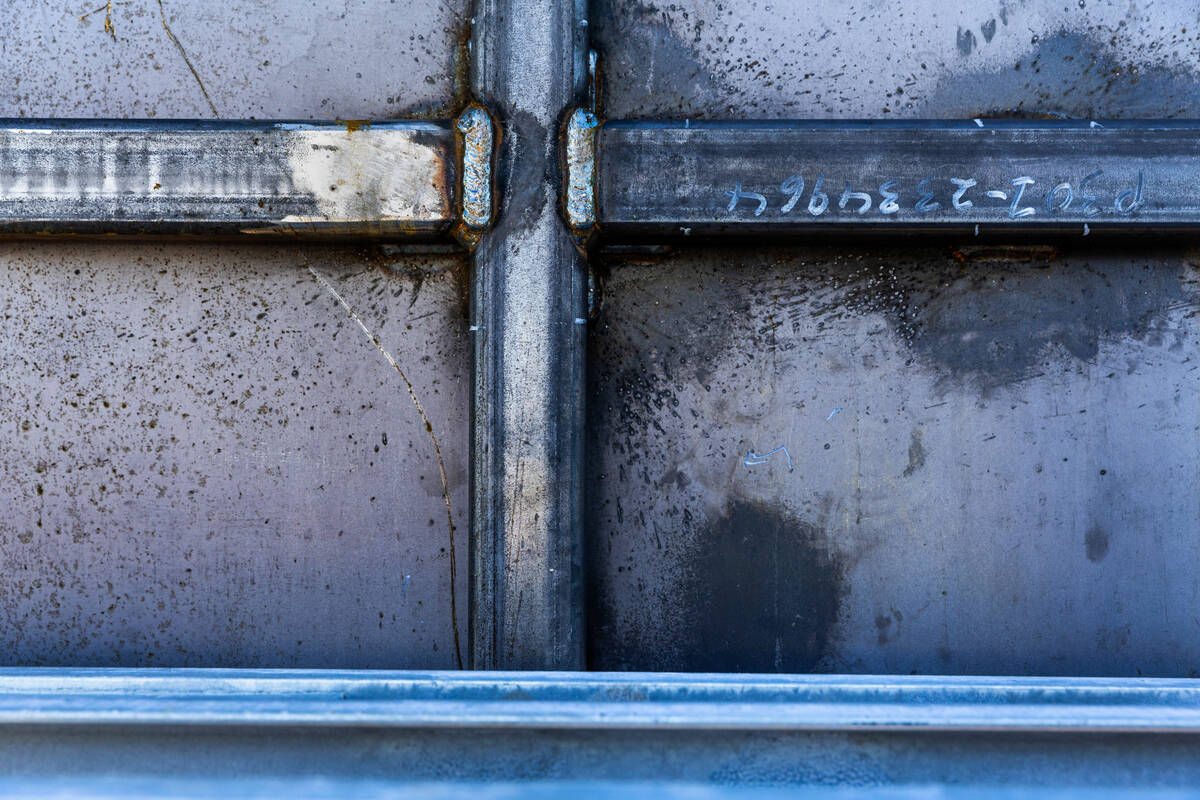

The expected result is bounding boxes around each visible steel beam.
[1,669,1200,796]
[1,669,1199,730]
[596,119,1200,239]
[467,0,589,668]
[0,120,458,238]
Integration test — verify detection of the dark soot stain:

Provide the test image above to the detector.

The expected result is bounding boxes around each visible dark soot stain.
[1086,525,1110,562]
[672,499,844,673]
[816,247,1194,387]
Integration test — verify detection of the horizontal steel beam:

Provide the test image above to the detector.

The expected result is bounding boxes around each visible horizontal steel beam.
[2,668,1199,730]
[597,119,1200,239]
[0,120,459,238]
[1,670,1200,796]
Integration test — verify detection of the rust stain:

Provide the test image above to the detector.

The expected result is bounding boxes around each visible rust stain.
[341,119,371,134]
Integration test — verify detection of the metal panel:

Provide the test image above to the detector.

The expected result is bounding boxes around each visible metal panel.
[598,120,1191,239]
[0,121,455,238]
[467,0,588,669]
[588,241,1200,675]
[0,0,470,668]
[0,242,469,668]
[586,0,1200,675]
[0,1,463,120]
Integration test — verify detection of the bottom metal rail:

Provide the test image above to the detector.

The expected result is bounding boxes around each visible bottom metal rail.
[0,669,1198,796]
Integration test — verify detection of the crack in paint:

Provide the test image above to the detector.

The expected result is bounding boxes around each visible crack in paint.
[157,0,220,118]
[306,264,463,669]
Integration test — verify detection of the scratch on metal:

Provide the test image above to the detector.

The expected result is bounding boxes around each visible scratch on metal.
[307,264,463,669]
[157,0,219,118]
[745,445,792,471]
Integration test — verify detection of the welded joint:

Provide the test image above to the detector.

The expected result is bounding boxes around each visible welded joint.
[565,107,600,231]
[456,104,495,240]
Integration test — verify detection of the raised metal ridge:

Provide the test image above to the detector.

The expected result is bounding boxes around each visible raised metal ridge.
[2,669,1200,730]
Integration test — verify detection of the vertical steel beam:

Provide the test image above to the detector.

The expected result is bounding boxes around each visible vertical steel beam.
[468,0,589,668]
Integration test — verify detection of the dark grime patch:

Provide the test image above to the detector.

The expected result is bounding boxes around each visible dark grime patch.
[1086,525,1110,562]
[805,244,1196,389]
[919,30,1200,119]
[668,499,845,673]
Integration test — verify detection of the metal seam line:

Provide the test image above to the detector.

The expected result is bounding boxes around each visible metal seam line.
[468,0,590,669]
[457,104,496,233]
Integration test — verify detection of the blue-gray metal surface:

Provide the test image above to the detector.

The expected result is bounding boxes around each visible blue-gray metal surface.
[585,0,1200,676]
[2,669,1200,729]
[467,0,589,669]
[2,4,1199,797]
[0,242,469,668]
[0,1,470,668]
[0,670,1196,796]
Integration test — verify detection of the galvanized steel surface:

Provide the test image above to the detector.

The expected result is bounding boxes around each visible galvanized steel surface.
[0,670,1197,795]
[0,669,1199,730]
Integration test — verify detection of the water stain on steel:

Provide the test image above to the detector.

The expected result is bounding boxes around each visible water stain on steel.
[922,31,1200,119]
[1086,526,1110,562]
[901,429,926,478]
[980,18,998,43]
[589,0,727,118]
[956,27,977,56]
[806,244,1197,388]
